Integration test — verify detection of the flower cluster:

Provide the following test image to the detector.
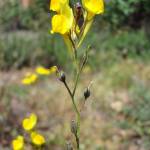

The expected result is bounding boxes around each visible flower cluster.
[12,113,45,150]
[21,66,58,85]
[50,0,104,49]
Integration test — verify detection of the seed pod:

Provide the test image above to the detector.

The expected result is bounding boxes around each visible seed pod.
[71,120,77,136]
[84,88,90,100]
[59,72,66,82]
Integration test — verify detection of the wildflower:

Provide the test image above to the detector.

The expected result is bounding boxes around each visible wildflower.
[21,73,38,85]
[12,135,24,150]
[31,131,45,146]
[36,66,51,75]
[51,3,73,34]
[82,0,104,20]
[22,113,37,131]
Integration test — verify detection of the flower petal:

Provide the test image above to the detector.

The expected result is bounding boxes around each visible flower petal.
[12,135,24,150]
[22,113,37,131]
[31,132,45,146]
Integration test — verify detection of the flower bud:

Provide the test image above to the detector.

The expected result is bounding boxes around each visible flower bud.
[84,88,90,100]
[70,120,77,136]
[74,2,84,28]
[66,141,73,150]
[59,72,66,82]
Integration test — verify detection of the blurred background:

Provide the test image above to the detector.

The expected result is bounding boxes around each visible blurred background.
[0,0,150,149]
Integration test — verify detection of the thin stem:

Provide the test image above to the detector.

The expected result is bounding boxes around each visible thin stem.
[63,80,80,117]
[63,34,89,150]
[75,135,80,149]
[72,62,84,97]
[71,48,89,150]
[63,80,80,149]
[63,80,73,99]
[68,34,77,61]
[73,49,89,97]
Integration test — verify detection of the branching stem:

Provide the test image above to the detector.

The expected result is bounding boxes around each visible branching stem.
[62,34,89,150]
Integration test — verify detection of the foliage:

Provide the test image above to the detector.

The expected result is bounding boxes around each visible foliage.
[0,32,69,70]
[81,29,150,71]
[102,0,150,29]
[0,0,49,31]
[118,83,150,150]
[0,29,149,70]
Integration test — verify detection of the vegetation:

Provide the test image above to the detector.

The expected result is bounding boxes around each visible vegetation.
[0,0,150,149]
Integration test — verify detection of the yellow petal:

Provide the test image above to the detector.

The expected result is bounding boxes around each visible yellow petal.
[36,66,50,75]
[31,132,45,146]
[12,135,24,150]
[60,3,73,26]
[50,0,68,12]
[22,78,32,85]
[49,66,58,73]
[51,4,73,34]
[82,0,104,19]
[22,113,37,131]
[21,73,38,85]
[51,14,68,34]
[30,74,38,82]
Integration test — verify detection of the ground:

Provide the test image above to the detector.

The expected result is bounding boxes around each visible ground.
[0,58,150,150]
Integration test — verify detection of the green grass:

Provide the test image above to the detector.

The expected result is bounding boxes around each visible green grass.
[0,28,149,71]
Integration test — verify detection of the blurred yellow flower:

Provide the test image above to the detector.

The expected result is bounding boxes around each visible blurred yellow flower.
[12,135,24,150]
[82,0,104,19]
[36,66,51,75]
[22,113,37,131]
[21,73,38,85]
[50,66,58,73]
[51,4,73,34]
[50,0,68,12]
[31,131,45,146]
[36,66,58,75]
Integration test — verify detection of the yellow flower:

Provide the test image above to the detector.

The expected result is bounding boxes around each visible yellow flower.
[12,135,24,150]
[21,73,38,85]
[82,0,104,19]
[51,3,73,34]
[22,113,37,131]
[36,66,58,75]
[31,131,45,146]
[50,0,68,12]
[36,66,51,75]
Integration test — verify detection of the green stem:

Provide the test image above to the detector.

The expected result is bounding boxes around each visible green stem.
[64,80,80,121]
[63,36,89,150]
[63,80,80,149]
[73,49,89,97]
[63,80,73,99]
[68,34,77,61]
[72,62,84,97]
